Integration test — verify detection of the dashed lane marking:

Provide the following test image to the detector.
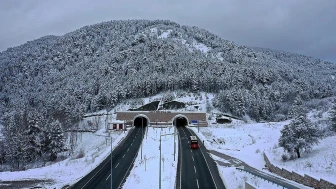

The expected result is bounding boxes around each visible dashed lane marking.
[106,174,111,181]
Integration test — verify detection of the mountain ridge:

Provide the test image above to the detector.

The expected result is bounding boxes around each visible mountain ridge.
[1,19,335,126]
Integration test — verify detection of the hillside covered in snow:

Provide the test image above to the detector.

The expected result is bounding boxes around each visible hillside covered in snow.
[1,20,336,129]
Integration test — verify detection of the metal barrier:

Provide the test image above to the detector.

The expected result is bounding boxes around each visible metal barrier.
[236,167,301,189]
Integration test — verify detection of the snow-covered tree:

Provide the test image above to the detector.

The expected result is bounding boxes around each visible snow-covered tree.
[25,111,45,162]
[329,98,336,131]
[3,111,30,169]
[46,120,66,161]
[0,139,6,166]
[278,115,320,158]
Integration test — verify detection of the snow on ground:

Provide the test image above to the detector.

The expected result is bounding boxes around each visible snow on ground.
[0,114,129,188]
[192,41,210,53]
[190,120,336,186]
[158,30,172,39]
[150,27,158,34]
[122,127,177,189]
[189,122,289,170]
[2,92,335,188]
[216,52,224,61]
[220,167,284,189]
[266,136,336,184]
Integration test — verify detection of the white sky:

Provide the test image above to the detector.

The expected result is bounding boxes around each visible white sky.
[0,0,335,63]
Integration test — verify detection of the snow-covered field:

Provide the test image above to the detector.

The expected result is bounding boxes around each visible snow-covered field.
[190,122,288,170]
[0,114,129,188]
[267,136,336,184]
[221,167,284,189]
[1,92,335,188]
[190,121,336,187]
[122,127,177,189]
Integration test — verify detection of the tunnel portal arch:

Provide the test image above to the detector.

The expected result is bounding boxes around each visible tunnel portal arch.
[133,114,150,127]
[172,114,189,127]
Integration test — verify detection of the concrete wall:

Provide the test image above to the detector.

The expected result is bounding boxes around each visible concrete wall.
[116,111,208,126]
[263,153,336,189]
[245,182,257,189]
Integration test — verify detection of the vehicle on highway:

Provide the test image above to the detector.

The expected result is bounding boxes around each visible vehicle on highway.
[190,136,198,149]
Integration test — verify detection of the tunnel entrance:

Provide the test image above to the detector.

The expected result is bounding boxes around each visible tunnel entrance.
[133,116,148,127]
[174,116,188,127]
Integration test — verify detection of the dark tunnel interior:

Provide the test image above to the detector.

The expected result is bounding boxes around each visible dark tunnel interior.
[174,117,188,127]
[133,117,148,127]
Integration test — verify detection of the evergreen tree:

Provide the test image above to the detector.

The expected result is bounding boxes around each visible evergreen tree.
[288,95,305,119]
[3,111,30,169]
[278,115,320,158]
[0,140,5,166]
[25,111,45,162]
[329,98,336,131]
[47,120,66,161]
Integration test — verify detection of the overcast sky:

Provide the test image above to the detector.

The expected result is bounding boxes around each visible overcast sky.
[0,0,335,62]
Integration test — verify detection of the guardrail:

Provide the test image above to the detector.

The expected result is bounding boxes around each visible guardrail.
[236,166,298,189]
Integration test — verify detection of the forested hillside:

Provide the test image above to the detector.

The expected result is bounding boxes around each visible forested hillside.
[1,19,336,127]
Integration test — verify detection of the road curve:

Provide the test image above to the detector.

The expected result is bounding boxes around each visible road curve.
[71,126,145,189]
[176,126,226,189]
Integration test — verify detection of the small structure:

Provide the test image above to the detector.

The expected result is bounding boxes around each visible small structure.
[216,116,232,124]
[109,120,125,130]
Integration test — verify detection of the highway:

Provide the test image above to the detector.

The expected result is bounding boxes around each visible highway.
[176,126,226,189]
[71,126,145,189]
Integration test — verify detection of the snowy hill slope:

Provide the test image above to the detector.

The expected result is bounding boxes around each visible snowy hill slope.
[1,20,336,129]
[0,92,335,188]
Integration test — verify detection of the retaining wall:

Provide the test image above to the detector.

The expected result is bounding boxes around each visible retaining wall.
[263,153,336,189]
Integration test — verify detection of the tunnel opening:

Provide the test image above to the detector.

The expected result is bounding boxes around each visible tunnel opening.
[174,116,188,127]
[133,116,148,127]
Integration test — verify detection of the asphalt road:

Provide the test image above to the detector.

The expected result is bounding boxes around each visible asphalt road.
[71,126,145,189]
[176,126,226,189]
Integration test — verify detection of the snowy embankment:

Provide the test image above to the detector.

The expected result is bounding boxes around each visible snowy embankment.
[0,114,129,188]
[189,121,287,170]
[267,136,336,184]
[189,121,336,187]
[221,167,284,189]
[122,127,178,189]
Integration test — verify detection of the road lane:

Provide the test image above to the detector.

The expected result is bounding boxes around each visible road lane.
[176,126,225,189]
[71,126,145,189]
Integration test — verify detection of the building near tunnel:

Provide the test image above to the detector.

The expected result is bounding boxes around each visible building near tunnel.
[116,111,207,127]
[109,120,125,130]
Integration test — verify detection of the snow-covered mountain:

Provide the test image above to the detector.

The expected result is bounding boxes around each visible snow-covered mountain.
[1,19,336,128]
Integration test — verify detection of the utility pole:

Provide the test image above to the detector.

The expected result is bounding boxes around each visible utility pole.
[198,119,199,133]
[159,132,175,189]
[111,135,113,188]
[141,117,143,160]
[159,134,161,189]
[174,125,176,161]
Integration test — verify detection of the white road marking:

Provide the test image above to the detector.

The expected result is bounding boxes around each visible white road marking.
[122,154,125,158]
[127,148,129,152]
[115,163,119,168]
[81,154,112,188]
[192,156,194,161]
[131,143,133,146]
[194,166,196,173]
[106,174,111,181]
[118,136,144,189]
[178,129,182,189]
[185,128,218,189]
[196,179,199,188]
